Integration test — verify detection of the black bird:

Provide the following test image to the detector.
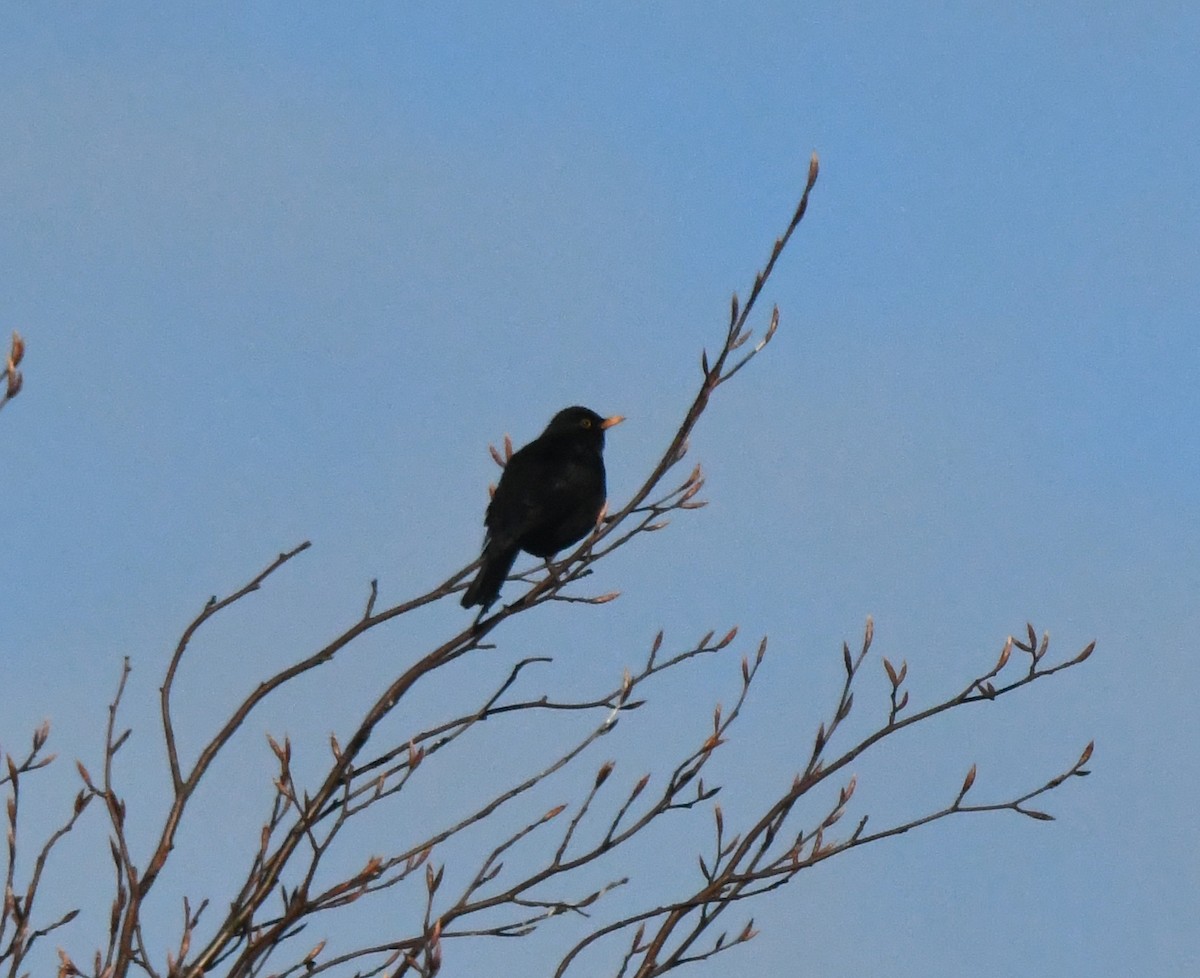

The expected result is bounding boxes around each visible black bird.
[461,406,624,611]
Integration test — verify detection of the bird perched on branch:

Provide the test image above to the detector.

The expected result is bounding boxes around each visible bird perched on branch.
[461,406,624,611]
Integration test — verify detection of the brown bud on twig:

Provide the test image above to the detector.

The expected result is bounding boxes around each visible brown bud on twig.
[680,481,705,505]
[1073,640,1096,664]
[407,845,433,873]
[883,657,899,687]
[716,626,739,649]
[429,918,444,972]
[996,636,1012,673]
[10,331,24,367]
[958,763,977,803]
[1078,741,1095,767]
[266,734,290,765]
[762,305,779,348]
[595,761,614,789]
[836,691,854,722]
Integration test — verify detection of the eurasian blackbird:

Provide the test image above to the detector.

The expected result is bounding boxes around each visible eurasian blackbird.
[461,406,624,611]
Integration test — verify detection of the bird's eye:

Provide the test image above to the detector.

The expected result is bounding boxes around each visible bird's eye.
[580,418,592,428]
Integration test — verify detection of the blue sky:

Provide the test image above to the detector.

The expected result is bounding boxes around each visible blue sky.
[1,4,1197,976]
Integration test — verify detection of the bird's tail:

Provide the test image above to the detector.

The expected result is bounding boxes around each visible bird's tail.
[461,541,520,610]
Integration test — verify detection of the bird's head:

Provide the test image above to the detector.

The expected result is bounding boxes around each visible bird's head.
[545,406,624,445]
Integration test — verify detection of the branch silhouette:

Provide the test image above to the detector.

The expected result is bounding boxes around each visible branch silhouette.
[0,157,1095,978]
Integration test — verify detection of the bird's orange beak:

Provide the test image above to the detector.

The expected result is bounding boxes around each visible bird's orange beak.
[601,415,625,430]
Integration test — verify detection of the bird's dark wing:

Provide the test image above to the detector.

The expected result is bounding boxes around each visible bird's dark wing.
[489,452,604,557]
[483,442,562,542]
[460,447,546,611]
